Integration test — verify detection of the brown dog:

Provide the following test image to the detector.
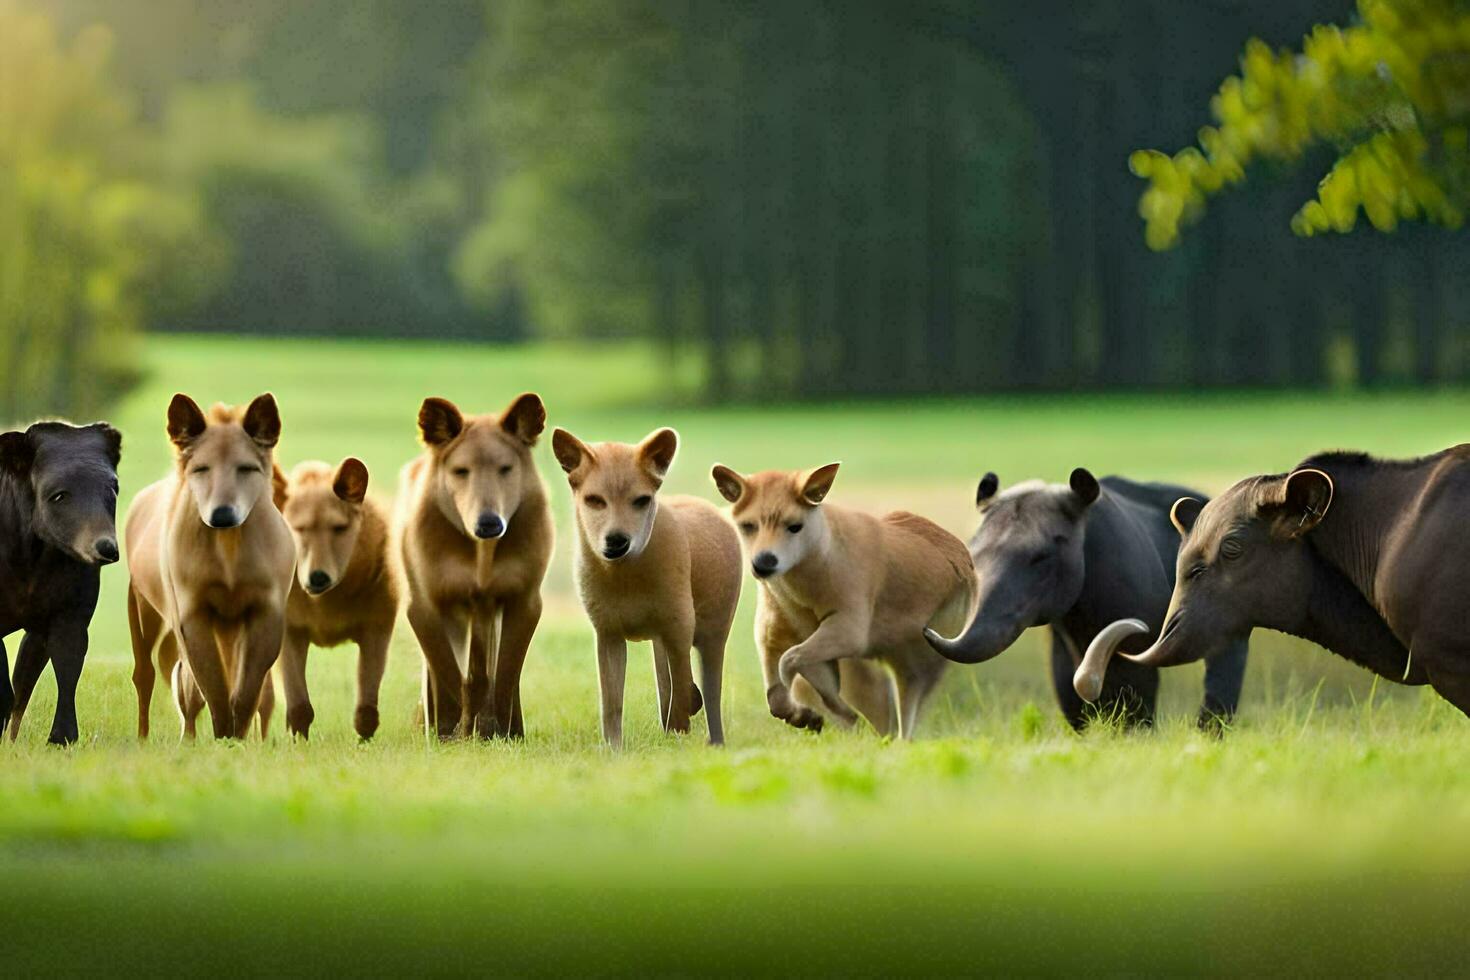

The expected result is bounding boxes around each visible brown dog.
[396,394,552,738]
[553,427,740,747]
[711,462,974,738]
[273,458,397,740]
[125,394,294,739]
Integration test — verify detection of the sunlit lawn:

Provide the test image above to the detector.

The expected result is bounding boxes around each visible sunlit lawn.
[7,333,1470,974]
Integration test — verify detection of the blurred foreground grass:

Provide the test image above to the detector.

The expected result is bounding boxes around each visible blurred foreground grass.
[7,334,1470,974]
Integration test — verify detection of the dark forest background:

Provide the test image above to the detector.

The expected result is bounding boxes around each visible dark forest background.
[7,0,1467,417]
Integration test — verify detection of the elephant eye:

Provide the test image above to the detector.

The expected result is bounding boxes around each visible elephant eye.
[1029,552,1048,566]
[1186,564,1207,581]
[1220,538,1244,560]
[49,490,68,504]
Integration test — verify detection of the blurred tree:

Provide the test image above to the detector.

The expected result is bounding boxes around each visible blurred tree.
[1134,0,1470,249]
[0,1,218,421]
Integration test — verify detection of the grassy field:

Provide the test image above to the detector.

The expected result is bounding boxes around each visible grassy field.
[7,334,1470,974]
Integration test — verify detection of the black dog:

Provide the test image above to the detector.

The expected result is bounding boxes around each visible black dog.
[925,469,1249,730]
[0,421,121,744]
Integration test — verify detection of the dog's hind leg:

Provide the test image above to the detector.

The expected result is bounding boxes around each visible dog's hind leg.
[653,628,695,735]
[837,658,896,736]
[891,648,946,740]
[7,631,49,741]
[128,587,161,739]
[256,671,276,740]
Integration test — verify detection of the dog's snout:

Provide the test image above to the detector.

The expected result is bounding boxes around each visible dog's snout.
[474,513,505,540]
[752,551,779,577]
[94,537,119,564]
[602,532,631,560]
[307,570,332,593]
[208,506,240,529]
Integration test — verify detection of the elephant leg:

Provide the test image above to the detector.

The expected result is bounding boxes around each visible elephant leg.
[1199,638,1249,733]
[1049,628,1088,733]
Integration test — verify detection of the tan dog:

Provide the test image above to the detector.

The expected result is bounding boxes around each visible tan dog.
[125,393,294,739]
[397,394,552,738]
[711,463,974,738]
[552,427,740,747]
[273,458,397,740]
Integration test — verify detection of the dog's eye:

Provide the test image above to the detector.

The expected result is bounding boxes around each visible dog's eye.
[1029,552,1049,566]
[1186,564,1207,581]
[238,464,260,475]
[498,464,513,476]
[585,494,607,509]
[787,523,803,534]
[739,521,756,535]
[49,490,68,504]
[190,465,210,475]
[332,524,350,535]
[632,495,652,510]
[1220,538,1244,560]
[452,467,470,478]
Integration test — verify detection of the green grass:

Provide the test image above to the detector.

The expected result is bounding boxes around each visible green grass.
[8,333,1470,974]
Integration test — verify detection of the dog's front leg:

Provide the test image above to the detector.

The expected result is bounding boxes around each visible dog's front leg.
[7,629,48,741]
[778,616,864,728]
[177,608,232,738]
[231,609,285,740]
[354,627,391,740]
[595,632,628,748]
[493,593,541,739]
[653,629,695,735]
[406,599,465,739]
[465,608,495,738]
[278,626,313,739]
[41,622,85,745]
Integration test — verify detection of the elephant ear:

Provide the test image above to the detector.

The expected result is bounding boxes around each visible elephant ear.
[1265,469,1333,538]
[1171,497,1203,537]
[976,472,999,509]
[1069,468,1100,507]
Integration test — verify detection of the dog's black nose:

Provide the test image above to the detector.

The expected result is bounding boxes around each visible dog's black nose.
[209,506,239,528]
[752,551,779,577]
[603,532,631,559]
[95,538,119,563]
[474,514,505,540]
[307,570,331,592]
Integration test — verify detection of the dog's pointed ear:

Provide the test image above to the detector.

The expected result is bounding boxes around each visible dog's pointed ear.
[1170,497,1204,537]
[0,430,34,476]
[1069,468,1100,507]
[333,457,369,504]
[551,428,590,475]
[637,428,678,483]
[271,463,290,510]
[167,394,207,449]
[799,462,840,505]
[1272,468,1333,538]
[976,472,999,509]
[501,392,546,446]
[242,393,281,449]
[85,422,122,468]
[711,464,746,504]
[418,397,464,447]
